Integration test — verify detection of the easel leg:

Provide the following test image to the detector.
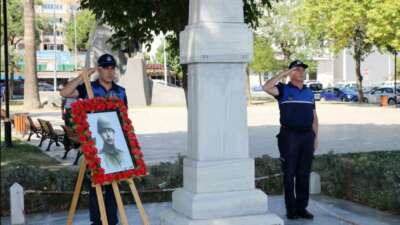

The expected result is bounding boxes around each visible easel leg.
[66,159,87,225]
[112,182,129,225]
[95,184,109,225]
[127,179,150,225]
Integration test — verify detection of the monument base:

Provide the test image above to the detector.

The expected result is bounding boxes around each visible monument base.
[160,210,283,225]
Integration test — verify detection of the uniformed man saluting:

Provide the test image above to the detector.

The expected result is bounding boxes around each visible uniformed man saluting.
[263,60,319,220]
[60,54,126,225]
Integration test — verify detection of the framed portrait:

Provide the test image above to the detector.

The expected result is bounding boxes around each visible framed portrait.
[70,97,147,185]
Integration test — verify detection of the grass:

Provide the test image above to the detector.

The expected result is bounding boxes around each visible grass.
[1,140,62,170]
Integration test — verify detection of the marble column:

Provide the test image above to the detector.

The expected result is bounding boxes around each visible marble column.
[160,0,283,224]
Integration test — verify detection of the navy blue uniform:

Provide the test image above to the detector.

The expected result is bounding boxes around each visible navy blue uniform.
[77,80,128,106]
[275,82,316,211]
[77,80,127,225]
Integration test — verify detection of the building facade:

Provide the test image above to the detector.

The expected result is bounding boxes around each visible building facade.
[317,48,395,88]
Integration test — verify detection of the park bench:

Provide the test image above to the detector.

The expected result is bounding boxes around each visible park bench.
[61,125,82,165]
[37,119,64,151]
[26,116,41,141]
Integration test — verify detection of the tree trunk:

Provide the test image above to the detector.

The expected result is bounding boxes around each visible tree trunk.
[281,54,290,83]
[23,0,41,109]
[354,56,364,103]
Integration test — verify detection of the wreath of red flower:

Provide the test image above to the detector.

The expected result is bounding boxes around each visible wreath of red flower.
[70,97,147,185]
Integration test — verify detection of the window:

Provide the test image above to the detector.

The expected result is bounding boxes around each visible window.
[384,88,393,94]
[42,4,63,11]
[57,44,64,51]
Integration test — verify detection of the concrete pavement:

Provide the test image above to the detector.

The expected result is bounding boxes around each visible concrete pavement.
[1,195,399,225]
[17,103,400,165]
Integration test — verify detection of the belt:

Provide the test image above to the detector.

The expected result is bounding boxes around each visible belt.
[281,125,312,132]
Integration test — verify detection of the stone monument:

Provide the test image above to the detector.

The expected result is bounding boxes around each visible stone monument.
[160,0,283,224]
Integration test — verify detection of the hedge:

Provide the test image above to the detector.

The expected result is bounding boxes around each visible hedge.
[1,146,399,216]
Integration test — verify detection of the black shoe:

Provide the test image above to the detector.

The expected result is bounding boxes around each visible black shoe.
[286,209,299,220]
[297,209,314,219]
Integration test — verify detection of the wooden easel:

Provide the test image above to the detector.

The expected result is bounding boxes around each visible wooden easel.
[66,73,150,225]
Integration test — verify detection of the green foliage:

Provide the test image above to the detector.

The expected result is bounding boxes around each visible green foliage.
[65,10,96,51]
[1,142,60,167]
[314,151,400,214]
[254,155,283,195]
[2,141,398,216]
[0,143,183,216]
[3,0,24,45]
[299,0,375,101]
[367,0,400,53]
[0,0,44,73]
[80,0,275,54]
[249,35,280,74]
[300,0,373,57]
[260,0,315,64]
[155,38,183,78]
[256,151,400,214]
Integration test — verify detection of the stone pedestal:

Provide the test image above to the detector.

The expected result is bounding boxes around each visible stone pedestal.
[160,0,283,225]
[119,56,151,107]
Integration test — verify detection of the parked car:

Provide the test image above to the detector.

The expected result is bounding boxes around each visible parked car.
[340,87,359,102]
[305,81,323,101]
[320,88,345,101]
[38,82,54,92]
[363,86,379,94]
[363,87,400,105]
[335,81,357,90]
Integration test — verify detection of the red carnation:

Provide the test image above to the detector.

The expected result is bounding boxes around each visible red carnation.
[79,135,87,143]
[98,168,105,174]
[76,126,85,134]
[87,140,95,146]
[94,157,101,165]
[88,162,97,169]
[132,149,140,155]
[127,133,136,139]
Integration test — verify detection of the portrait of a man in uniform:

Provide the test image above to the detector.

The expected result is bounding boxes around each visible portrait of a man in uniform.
[87,112,135,174]
[97,117,125,170]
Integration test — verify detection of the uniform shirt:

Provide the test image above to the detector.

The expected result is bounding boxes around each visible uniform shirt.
[275,82,315,129]
[99,145,135,174]
[99,146,124,173]
[77,80,128,106]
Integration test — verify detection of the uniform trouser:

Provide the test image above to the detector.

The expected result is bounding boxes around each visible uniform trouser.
[89,184,118,225]
[277,127,315,211]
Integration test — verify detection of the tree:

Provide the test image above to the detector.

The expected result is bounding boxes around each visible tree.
[155,39,182,79]
[65,9,96,51]
[23,0,41,109]
[1,0,43,98]
[367,0,400,54]
[367,0,400,82]
[300,0,373,103]
[1,0,24,96]
[249,35,280,85]
[259,0,310,68]
[80,0,275,103]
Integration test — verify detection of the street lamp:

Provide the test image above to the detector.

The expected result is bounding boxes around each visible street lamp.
[52,0,57,92]
[163,37,168,86]
[2,0,13,147]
